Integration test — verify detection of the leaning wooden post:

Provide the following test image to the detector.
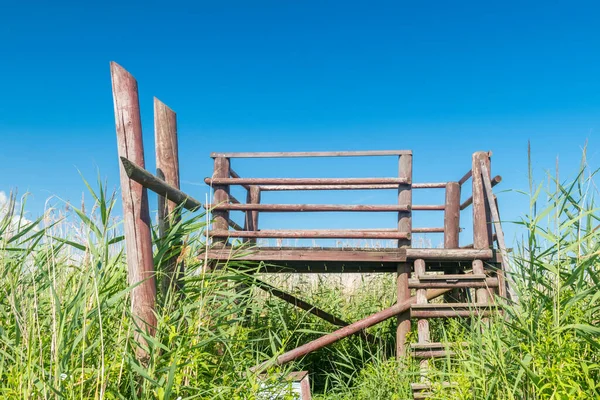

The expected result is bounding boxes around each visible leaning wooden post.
[154,97,183,294]
[444,181,463,302]
[110,62,156,359]
[472,151,491,305]
[397,153,412,357]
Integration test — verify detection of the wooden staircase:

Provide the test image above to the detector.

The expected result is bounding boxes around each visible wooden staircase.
[407,257,504,399]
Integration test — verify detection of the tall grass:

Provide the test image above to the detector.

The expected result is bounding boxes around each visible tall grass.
[1,150,600,399]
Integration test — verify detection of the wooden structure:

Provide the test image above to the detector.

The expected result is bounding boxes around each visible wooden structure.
[110,62,510,398]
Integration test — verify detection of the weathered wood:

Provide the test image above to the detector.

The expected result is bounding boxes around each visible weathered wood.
[460,175,502,210]
[206,203,411,212]
[406,248,493,260]
[444,183,461,248]
[472,259,489,304]
[110,62,156,360]
[252,288,450,371]
[154,98,183,294]
[481,162,511,299]
[410,303,497,318]
[211,150,412,158]
[409,277,499,289]
[458,170,472,186]
[209,229,410,239]
[415,259,430,343]
[229,194,242,204]
[244,186,261,244]
[412,227,444,233]
[211,157,230,249]
[206,247,408,263]
[397,153,412,358]
[120,157,201,211]
[227,218,244,231]
[444,181,462,302]
[205,177,410,185]
[412,205,445,211]
[472,151,493,247]
[229,168,252,191]
[258,183,444,191]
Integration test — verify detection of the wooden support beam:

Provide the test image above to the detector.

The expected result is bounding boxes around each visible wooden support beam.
[472,151,494,248]
[458,170,472,186]
[444,181,463,302]
[205,203,411,212]
[211,150,412,158]
[154,98,184,294]
[252,288,450,371]
[244,186,261,243]
[229,168,251,191]
[110,62,156,360]
[209,229,411,240]
[120,157,201,211]
[415,259,430,373]
[205,177,410,186]
[460,175,502,210]
[412,227,445,233]
[397,153,412,358]
[480,162,511,299]
[406,248,493,260]
[258,183,445,191]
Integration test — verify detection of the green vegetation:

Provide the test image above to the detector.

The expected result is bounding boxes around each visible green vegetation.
[1,153,599,399]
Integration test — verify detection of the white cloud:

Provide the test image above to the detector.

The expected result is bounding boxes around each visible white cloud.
[0,190,34,241]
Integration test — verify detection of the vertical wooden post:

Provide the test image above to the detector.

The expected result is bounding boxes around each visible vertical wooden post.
[110,62,156,359]
[244,186,261,243]
[444,182,463,302]
[154,97,183,294]
[472,151,491,305]
[397,153,412,357]
[415,258,429,373]
[212,157,231,247]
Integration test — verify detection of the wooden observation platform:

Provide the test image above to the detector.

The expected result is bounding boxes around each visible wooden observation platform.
[110,62,510,399]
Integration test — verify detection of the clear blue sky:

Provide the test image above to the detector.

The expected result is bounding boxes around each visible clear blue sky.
[1,1,599,247]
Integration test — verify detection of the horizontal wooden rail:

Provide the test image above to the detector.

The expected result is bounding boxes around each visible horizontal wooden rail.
[412,227,445,233]
[412,205,445,211]
[120,157,202,211]
[205,177,410,186]
[205,204,411,212]
[228,168,251,191]
[460,175,502,210]
[209,229,411,239]
[406,248,494,260]
[258,182,446,191]
[211,150,412,158]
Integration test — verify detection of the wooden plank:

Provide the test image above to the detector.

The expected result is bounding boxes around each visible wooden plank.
[205,177,410,185]
[412,205,445,211]
[397,153,412,358]
[406,248,493,260]
[209,229,410,239]
[412,182,447,189]
[408,278,498,289]
[120,157,201,211]
[154,98,183,294]
[205,203,410,212]
[110,62,156,360]
[481,162,511,299]
[210,150,412,158]
[244,186,261,243]
[205,247,408,263]
[410,303,497,318]
[444,181,462,302]
[417,273,486,281]
[415,259,430,342]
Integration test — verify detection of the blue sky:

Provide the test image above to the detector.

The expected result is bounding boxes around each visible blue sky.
[1,1,599,247]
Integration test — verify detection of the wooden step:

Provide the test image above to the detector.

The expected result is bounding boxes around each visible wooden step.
[411,382,457,399]
[409,273,498,289]
[410,342,467,359]
[410,303,497,318]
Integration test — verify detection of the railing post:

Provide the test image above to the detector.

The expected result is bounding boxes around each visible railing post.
[397,153,412,358]
[444,181,463,302]
[212,157,231,248]
[110,62,156,361]
[472,151,491,304]
[154,97,184,294]
[244,186,261,243]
